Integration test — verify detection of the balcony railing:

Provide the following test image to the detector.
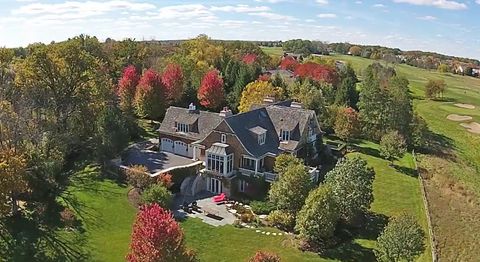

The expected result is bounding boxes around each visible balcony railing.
[238,166,320,183]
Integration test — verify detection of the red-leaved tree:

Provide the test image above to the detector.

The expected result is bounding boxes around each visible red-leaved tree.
[279,56,298,71]
[134,69,166,119]
[242,53,258,65]
[161,63,184,104]
[257,74,271,82]
[197,69,225,110]
[126,204,196,262]
[118,65,140,113]
[294,62,338,84]
[248,251,281,262]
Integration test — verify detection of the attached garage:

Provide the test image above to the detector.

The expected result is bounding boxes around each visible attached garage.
[161,138,174,153]
[174,141,188,157]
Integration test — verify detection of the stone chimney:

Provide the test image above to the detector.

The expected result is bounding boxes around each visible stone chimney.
[219,106,233,118]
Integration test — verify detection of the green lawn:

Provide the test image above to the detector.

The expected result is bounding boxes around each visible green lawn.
[63,138,431,261]
[261,46,285,56]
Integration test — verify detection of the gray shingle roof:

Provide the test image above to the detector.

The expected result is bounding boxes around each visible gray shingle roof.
[265,105,314,142]
[224,108,280,157]
[159,106,223,141]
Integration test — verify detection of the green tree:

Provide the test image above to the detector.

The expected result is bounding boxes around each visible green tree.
[142,183,173,208]
[273,154,304,175]
[325,157,375,223]
[437,64,449,73]
[335,64,359,108]
[295,185,339,244]
[95,104,129,161]
[269,156,312,214]
[411,113,429,150]
[375,214,426,262]
[379,131,407,163]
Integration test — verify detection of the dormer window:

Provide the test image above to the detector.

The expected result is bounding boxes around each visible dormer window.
[221,134,227,143]
[281,130,290,141]
[258,132,266,145]
[177,123,189,133]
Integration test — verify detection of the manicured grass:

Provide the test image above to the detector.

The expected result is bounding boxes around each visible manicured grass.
[260,46,284,56]
[65,178,136,261]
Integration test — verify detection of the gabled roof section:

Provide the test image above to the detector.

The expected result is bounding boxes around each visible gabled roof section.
[224,108,280,158]
[265,105,315,140]
[159,106,224,141]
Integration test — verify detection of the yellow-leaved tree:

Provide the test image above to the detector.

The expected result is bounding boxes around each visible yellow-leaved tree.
[238,81,283,113]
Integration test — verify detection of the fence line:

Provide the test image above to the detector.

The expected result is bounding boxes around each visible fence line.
[412,150,438,262]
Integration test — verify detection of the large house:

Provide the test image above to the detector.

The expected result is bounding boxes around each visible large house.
[158,100,322,197]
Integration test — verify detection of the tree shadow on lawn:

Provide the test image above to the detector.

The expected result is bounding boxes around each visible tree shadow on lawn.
[0,215,91,262]
[421,131,456,161]
[324,212,388,262]
[392,164,418,177]
[351,143,382,159]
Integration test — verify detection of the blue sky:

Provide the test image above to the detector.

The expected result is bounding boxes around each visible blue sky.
[0,0,479,59]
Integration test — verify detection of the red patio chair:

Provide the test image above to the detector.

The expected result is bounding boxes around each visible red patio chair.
[213,193,226,203]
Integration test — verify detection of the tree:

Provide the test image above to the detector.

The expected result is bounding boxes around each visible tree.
[411,113,429,150]
[197,69,225,110]
[118,65,140,113]
[242,53,258,65]
[248,251,281,262]
[142,183,173,208]
[334,107,360,143]
[126,165,153,191]
[379,131,407,163]
[425,79,446,100]
[437,64,449,73]
[294,62,338,85]
[279,56,298,71]
[161,63,184,104]
[349,46,362,56]
[273,154,304,176]
[95,104,129,161]
[269,156,312,214]
[134,69,166,119]
[295,185,339,244]
[335,64,359,108]
[375,214,426,262]
[238,81,282,113]
[324,157,375,223]
[0,147,27,216]
[126,204,196,262]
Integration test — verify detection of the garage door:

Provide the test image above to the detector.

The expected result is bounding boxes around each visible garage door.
[161,138,174,152]
[174,141,188,156]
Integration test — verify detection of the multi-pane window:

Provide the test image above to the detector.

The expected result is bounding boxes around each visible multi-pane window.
[221,134,227,143]
[258,132,266,145]
[207,153,233,175]
[242,157,256,170]
[238,180,247,192]
[177,123,189,133]
[281,130,290,141]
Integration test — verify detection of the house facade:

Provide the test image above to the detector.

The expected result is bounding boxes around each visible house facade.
[158,100,323,197]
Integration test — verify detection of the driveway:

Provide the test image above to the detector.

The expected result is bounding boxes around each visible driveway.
[122,139,203,177]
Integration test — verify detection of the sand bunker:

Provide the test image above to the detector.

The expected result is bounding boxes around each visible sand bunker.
[447,114,473,122]
[454,103,476,109]
[460,122,480,134]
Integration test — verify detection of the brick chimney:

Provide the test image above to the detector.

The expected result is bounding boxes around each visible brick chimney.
[219,106,233,117]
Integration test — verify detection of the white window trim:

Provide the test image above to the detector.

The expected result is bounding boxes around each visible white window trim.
[177,123,189,133]
[238,180,247,193]
[281,130,290,141]
[258,132,266,145]
[221,133,227,143]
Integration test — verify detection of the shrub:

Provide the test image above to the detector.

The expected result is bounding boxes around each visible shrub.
[248,251,281,262]
[126,165,152,191]
[267,210,295,232]
[141,183,173,208]
[251,201,275,215]
[375,214,426,262]
[379,131,407,162]
[241,212,256,223]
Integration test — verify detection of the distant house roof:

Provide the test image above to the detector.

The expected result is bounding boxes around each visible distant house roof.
[158,106,224,141]
[265,69,295,78]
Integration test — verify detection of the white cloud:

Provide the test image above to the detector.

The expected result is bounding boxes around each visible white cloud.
[248,12,297,21]
[210,5,270,13]
[418,15,437,20]
[317,13,337,18]
[316,0,329,5]
[373,4,386,8]
[254,0,289,3]
[392,0,467,10]
[476,0,480,4]
[355,1,363,4]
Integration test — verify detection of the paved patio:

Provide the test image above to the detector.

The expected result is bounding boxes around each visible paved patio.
[173,192,237,227]
[122,139,203,176]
